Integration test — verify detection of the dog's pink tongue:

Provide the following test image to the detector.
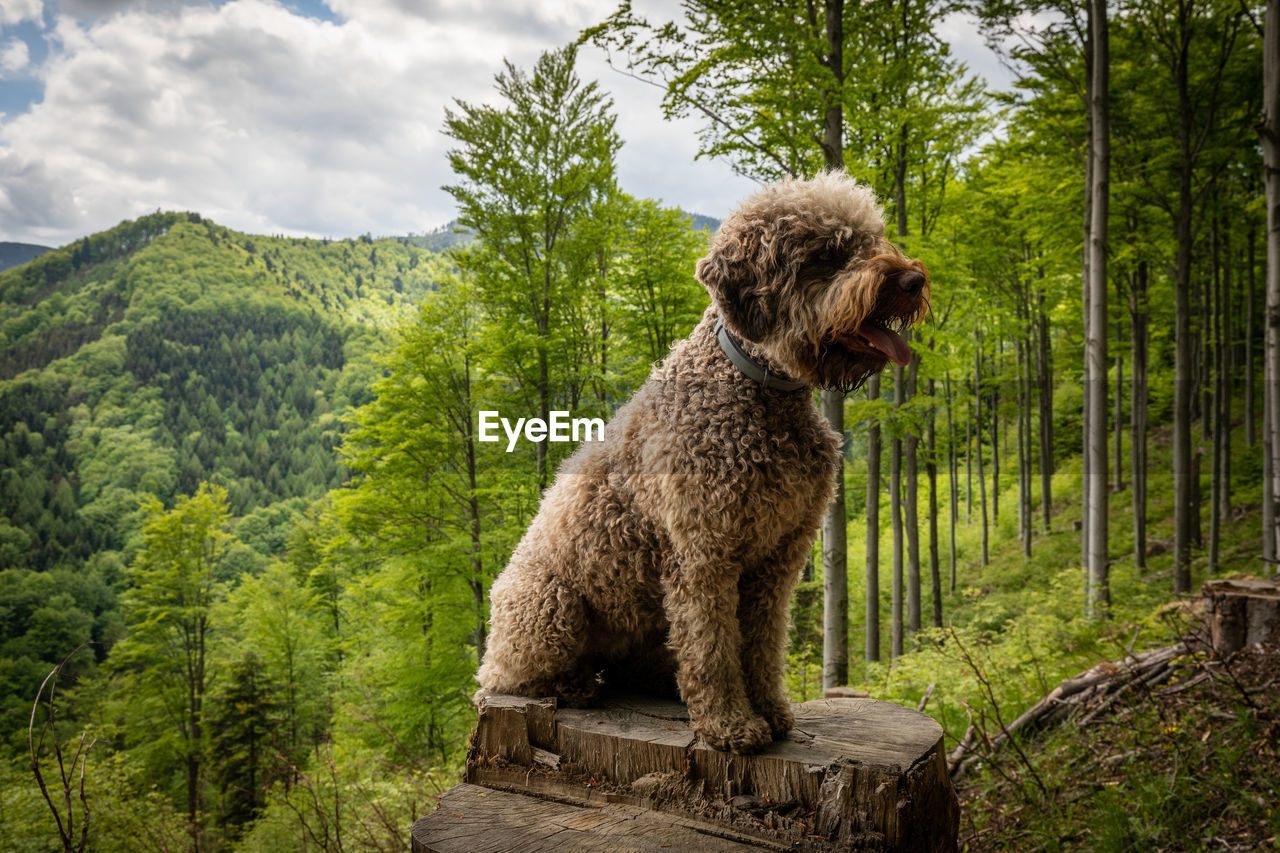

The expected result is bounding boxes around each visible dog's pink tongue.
[860,325,912,367]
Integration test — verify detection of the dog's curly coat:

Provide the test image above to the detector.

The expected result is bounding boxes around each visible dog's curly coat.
[477,172,929,753]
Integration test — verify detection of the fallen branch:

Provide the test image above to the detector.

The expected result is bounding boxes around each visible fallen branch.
[953,642,1188,779]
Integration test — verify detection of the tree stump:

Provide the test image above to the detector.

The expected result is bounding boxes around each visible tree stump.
[1203,577,1280,656]
[411,691,959,852]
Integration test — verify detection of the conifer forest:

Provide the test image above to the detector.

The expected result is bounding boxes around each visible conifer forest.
[2,1,1278,850]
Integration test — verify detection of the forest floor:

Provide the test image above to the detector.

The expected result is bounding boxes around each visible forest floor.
[956,629,1280,852]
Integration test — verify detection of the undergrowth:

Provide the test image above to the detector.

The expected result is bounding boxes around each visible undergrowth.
[787,419,1278,850]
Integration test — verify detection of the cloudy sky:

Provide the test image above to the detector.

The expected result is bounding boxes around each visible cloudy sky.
[0,0,1010,249]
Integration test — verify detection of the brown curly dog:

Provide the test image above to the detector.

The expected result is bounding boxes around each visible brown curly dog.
[477,171,929,753]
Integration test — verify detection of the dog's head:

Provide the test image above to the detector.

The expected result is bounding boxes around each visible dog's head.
[696,171,929,393]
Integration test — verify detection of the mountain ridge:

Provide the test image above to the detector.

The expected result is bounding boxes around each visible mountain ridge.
[0,242,51,273]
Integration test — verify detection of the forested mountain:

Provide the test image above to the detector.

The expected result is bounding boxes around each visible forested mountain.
[0,243,50,273]
[0,212,443,737]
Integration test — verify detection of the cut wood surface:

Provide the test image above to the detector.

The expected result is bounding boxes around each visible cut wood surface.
[411,783,770,852]
[1203,577,1280,655]
[413,690,959,852]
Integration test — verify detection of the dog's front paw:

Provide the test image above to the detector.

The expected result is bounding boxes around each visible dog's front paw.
[694,711,773,754]
[753,699,795,738]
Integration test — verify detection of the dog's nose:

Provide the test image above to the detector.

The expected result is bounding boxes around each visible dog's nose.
[897,270,926,296]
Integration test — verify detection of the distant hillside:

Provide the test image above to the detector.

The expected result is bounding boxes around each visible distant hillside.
[0,211,447,734]
[0,242,51,272]
[409,210,719,252]
[407,221,474,252]
[685,212,720,234]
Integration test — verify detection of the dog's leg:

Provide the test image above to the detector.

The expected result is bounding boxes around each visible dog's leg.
[664,555,772,753]
[738,528,812,738]
[478,568,599,706]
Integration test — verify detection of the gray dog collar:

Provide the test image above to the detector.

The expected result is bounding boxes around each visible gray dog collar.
[715,320,807,392]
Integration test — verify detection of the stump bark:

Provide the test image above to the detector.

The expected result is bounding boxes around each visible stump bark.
[1203,577,1280,656]
[411,691,959,852]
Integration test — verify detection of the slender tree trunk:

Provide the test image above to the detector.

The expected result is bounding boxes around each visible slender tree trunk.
[1087,0,1110,617]
[1173,1,1197,594]
[1016,295,1032,556]
[1247,225,1257,447]
[865,375,881,662]
[991,361,1000,524]
[1037,286,1053,533]
[945,376,959,592]
[537,348,550,491]
[1222,210,1233,516]
[820,0,851,686]
[1114,299,1123,493]
[1023,306,1034,555]
[1202,244,1213,437]
[1267,399,1277,571]
[1082,39,1095,584]
[891,364,905,658]
[975,345,990,567]
[906,347,921,637]
[821,389,848,687]
[965,405,973,524]
[1131,260,1150,568]
[1210,205,1224,572]
[927,375,942,627]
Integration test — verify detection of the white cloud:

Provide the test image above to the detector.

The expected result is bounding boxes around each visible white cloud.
[0,0,42,26]
[0,0,1002,246]
[0,36,29,73]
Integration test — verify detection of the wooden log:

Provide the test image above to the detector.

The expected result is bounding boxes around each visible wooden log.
[429,690,958,852]
[411,783,772,852]
[1203,578,1280,655]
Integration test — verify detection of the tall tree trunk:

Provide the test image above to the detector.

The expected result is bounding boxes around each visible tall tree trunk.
[821,389,848,687]
[1130,260,1150,569]
[1222,210,1233,517]
[1016,293,1032,557]
[1086,0,1110,617]
[865,375,881,662]
[537,347,550,491]
[1264,65,1279,567]
[891,364,905,659]
[990,362,1000,524]
[975,344,990,567]
[1082,30,1095,584]
[1210,205,1224,572]
[1114,300,1123,493]
[819,0,850,686]
[906,347,921,637]
[927,375,942,627]
[1023,303,1034,555]
[945,375,959,593]
[1037,286,1053,533]
[1173,0,1197,595]
[965,404,973,524]
[1247,225,1257,448]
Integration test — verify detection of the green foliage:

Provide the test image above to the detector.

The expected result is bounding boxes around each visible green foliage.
[106,483,234,841]
[443,43,623,487]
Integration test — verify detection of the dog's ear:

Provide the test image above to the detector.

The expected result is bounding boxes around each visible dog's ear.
[696,239,772,342]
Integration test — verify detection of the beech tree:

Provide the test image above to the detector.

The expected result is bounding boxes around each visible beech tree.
[1085,0,1110,616]
[109,483,233,852]
[443,44,622,491]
